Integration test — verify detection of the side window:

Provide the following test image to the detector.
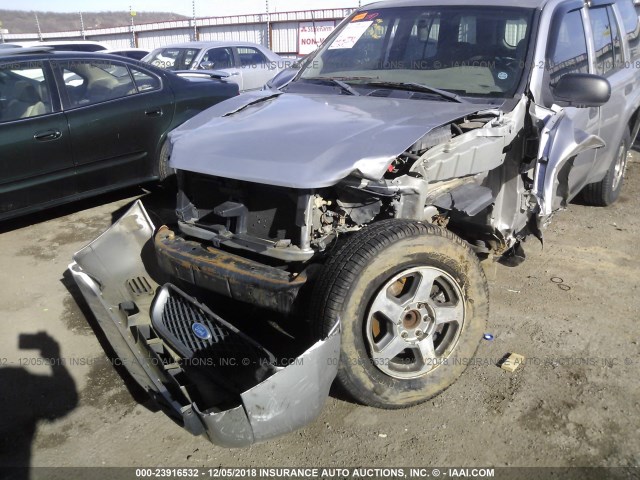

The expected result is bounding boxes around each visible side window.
[458,16,477,44]
[589,7,617,76]
[0,62,53,122]
[425,17,440,42]
[201,48,234,69]
[401,15,439,64]
[56,60,136,108]
[147,48,199,70]
[130,67,161,92]
[548,9,589,85]
[413,16,440,42]
[505,19,528,47]
[183,49,199,69]
[409,15,440,60]
[237,47,268,67]
[616,0,640,60]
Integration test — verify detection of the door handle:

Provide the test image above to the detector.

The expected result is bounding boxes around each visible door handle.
[33,130,62,141]
[145,109,162,117]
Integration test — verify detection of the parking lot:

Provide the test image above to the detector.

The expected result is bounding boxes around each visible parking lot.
[0,149,637,470]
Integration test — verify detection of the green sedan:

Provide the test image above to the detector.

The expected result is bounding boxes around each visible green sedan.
[0,48,238,220]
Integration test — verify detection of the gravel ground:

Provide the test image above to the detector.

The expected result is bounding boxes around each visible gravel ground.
[0,153,638,473]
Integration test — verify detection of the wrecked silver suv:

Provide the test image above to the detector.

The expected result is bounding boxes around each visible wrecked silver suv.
[71,0,640,446]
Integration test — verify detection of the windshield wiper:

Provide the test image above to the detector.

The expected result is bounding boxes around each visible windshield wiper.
[363,81,465,103]
[303,77,361,96]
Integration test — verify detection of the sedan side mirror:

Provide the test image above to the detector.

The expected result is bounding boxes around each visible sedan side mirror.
[199,61,214,70]
[552,73,611,108]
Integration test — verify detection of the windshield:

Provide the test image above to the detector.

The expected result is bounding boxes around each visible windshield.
[142,47,201,70]
[300,6,534,98]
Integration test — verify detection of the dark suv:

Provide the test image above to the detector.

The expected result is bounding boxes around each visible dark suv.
[71,0,640,446]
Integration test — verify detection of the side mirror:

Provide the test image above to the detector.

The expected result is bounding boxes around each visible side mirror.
[199,61,214,70]
[552,73,611,108]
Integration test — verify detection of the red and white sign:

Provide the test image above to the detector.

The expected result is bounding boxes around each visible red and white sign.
[298,21,335,55]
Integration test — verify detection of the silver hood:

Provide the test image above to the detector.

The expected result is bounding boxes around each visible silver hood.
[169,90,491,188]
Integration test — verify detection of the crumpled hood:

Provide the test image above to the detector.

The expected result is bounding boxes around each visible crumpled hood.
[169,90,491,188]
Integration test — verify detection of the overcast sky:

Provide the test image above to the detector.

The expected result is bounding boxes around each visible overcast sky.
[6,0,365,17]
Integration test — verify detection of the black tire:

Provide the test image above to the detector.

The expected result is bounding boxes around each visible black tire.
[310,219,489,409]
[582,129,630,206]
[157,140,175,182]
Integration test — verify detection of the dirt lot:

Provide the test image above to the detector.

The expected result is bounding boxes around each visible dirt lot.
[0,154,638,472]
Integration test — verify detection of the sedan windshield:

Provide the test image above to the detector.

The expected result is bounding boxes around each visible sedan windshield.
[143,48,201,70]
[300,6,534,98]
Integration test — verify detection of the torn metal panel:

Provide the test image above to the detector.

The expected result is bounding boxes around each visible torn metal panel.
[167,92,492,188]
[411,96,530,248]
[411,95,528,182]
[476,97,531,246]
[532,109,605,218]
[390,175,430,220]
[432,184,494,217]
[69,200,340,447]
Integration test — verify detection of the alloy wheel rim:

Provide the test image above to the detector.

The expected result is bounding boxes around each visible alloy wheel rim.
[365,266,466,379]
[612,143,628,191]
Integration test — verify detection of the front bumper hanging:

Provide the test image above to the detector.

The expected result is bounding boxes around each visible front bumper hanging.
[69,200,340,447]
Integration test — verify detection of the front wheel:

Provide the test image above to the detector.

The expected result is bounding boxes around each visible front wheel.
[157,140,175,182]
[311,220,489,408]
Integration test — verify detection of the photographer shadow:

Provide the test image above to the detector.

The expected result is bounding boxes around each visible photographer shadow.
[0,333,78,480]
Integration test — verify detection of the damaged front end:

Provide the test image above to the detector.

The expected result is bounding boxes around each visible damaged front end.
[157,87,611,308]
[69,200,340,447]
